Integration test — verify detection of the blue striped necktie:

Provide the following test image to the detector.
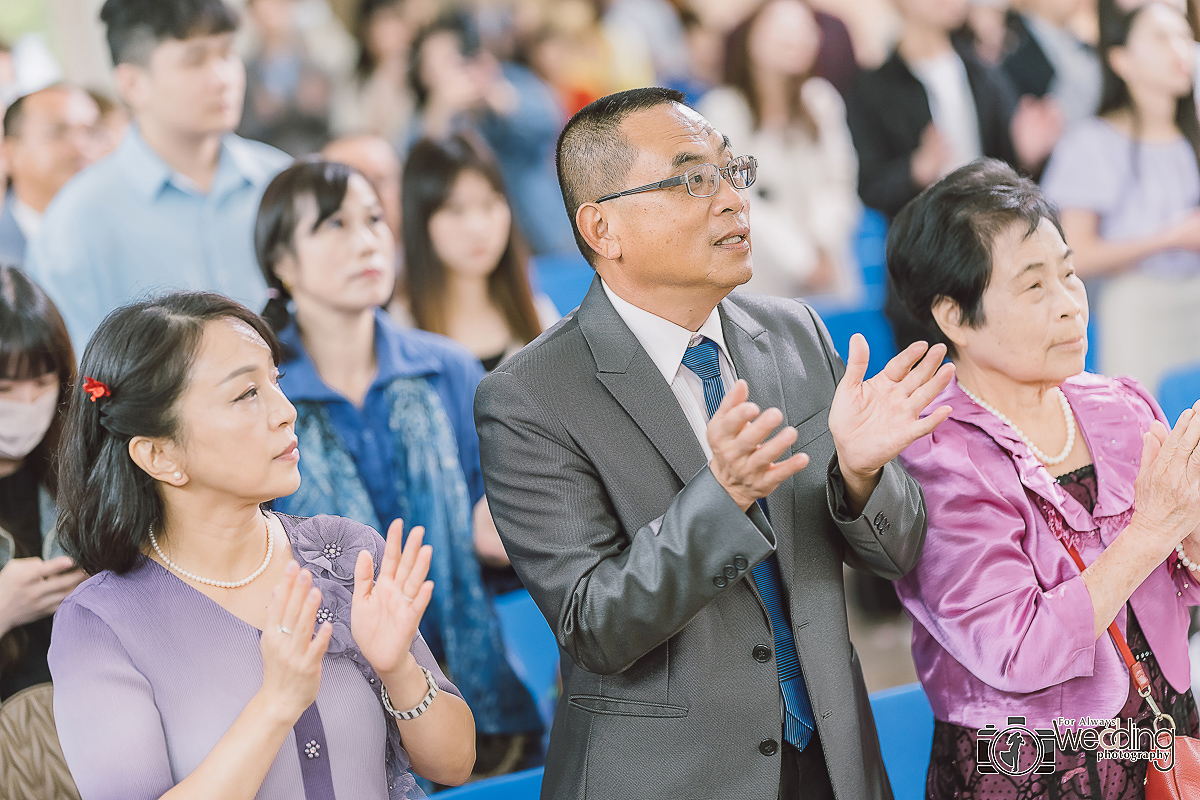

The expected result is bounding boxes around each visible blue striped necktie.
[681,336,815,751]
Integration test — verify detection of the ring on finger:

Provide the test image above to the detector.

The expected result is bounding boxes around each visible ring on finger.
[277,625,293,635]
[402,594,416,603]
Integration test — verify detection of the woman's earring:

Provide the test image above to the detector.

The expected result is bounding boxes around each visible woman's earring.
[173,471,182,480]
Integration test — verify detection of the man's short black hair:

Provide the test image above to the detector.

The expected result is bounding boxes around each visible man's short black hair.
[556,87,687,265]
[886,158,1065,358]
[3,92,29,139]
[99,0,240,67]
[3,83,75,139]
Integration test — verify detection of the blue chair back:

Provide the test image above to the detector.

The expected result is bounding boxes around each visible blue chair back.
[530,253,593,316]
[1158,361,1200,424]
[493,589,560,732]
[869,682,934,800]
[434,767,544,800]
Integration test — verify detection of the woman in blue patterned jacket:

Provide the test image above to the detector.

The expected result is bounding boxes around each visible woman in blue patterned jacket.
[254,158,542,777]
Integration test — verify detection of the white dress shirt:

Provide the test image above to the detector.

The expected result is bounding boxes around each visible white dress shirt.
[909,51,983,174]
[601,280,737,460]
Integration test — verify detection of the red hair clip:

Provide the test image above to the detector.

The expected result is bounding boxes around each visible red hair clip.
[82,377,111,403]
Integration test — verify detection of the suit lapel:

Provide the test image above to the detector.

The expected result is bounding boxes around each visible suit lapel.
[578,277,707,484]
[720,299,796,578]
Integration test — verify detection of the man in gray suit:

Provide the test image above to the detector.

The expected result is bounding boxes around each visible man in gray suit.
[474,87,955,800]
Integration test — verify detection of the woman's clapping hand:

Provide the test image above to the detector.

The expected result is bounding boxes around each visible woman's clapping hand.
[259,561,333,722]
[351,519,434,683]
[1131,405,1200,551]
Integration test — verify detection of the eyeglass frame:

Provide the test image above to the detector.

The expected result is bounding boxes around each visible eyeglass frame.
[593,155,758,204]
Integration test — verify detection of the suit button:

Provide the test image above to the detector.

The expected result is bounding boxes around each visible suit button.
[733,555,748,570]
[714,575,728,588]
[752,645,772,662]
[759,739,778,756]
[723,565,737,579]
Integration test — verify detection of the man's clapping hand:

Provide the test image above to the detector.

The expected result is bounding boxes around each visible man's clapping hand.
[828,335,955,513]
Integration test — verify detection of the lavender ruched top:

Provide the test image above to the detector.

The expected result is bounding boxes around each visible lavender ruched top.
[895,373,1200,729]
[48,513,462,800]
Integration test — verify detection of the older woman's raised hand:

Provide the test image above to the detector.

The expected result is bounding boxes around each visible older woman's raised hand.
[351,520,434,683]
[1131,407,1200,552]
[259,561,333,722]
[828,334,956,485]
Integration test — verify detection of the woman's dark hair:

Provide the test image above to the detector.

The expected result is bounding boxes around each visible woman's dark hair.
[885,158,1064,359]
[355,0,404,79]
[402,132,542,345]
[724,0,817,136]
[0,266,75,502]
[407,10,481,109]
[0,267,75,678]
[55,292,281,576]
[1097,0,1200,173]
[255,158,370,335]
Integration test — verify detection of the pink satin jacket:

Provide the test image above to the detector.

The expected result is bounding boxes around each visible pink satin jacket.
[895,373,1200,729]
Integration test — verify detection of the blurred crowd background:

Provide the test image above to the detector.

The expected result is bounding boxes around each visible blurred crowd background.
[9,0,1200,788]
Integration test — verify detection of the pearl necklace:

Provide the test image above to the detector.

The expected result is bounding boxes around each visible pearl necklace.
[148,513,274,589]
[960,384,1077,466]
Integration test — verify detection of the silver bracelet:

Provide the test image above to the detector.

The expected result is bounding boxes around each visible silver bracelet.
[381,666,439,720]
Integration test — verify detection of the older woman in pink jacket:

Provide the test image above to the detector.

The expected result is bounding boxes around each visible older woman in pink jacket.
[886,159,1200,800]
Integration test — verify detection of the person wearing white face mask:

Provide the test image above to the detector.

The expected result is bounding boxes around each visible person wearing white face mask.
[0,266,86,700]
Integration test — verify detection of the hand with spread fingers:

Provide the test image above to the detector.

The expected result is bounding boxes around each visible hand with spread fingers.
[707,378,812,512]
[1133,405,1200,554]
[259,560,333,722]
[351,519,434,684]
[828,334,956,512]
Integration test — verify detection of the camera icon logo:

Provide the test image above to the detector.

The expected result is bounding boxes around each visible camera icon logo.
[976,717,1056,776]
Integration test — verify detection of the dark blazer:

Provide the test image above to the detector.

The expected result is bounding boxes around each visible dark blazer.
[1001,12,1056,99]
[0,190,27,266]
[846,39,1021,219]
[474,278,928,800]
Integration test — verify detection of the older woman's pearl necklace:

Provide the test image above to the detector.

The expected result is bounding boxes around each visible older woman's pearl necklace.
[148,513,274,589]
[960,384,1076,466]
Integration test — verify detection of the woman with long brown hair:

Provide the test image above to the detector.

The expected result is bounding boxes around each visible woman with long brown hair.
[697,0,862,301]
[398,133,560,374]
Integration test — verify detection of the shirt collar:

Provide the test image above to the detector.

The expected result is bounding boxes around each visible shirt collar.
[8,194,42,240]
[277,308,442,403]
[601,279,730,385]
[119,125,262,201]
[933,373,1142,529]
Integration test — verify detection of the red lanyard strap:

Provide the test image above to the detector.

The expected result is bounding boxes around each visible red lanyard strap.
[1061,540,1174,730]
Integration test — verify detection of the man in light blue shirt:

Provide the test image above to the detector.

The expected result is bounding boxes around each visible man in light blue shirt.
[25,0,290,346]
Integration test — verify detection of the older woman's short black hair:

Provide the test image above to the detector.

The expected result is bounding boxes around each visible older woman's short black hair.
[885,158,1064,358]
[55,292,281,576]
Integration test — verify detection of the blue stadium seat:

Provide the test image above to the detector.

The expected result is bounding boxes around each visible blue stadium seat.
[530,252,593,316]
[493,589,560,732]
[1158,361,1200,424]
[869,682,934,800]
[435,767,544,800]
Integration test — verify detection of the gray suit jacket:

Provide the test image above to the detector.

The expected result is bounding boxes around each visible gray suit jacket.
[474,278,927,800]
[0,190,28,266]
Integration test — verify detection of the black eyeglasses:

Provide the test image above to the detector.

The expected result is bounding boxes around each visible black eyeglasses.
[594,155,758,204]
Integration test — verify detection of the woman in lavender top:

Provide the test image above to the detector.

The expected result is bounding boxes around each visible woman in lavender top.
[48,292,475,799]
[1041,1,1200,389]
[887,159,1200,799]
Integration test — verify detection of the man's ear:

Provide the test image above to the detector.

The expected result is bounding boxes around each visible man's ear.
[113,62,149,116]
[930,296,968,350]
[128,436,188,487]
[575,203,622,263]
